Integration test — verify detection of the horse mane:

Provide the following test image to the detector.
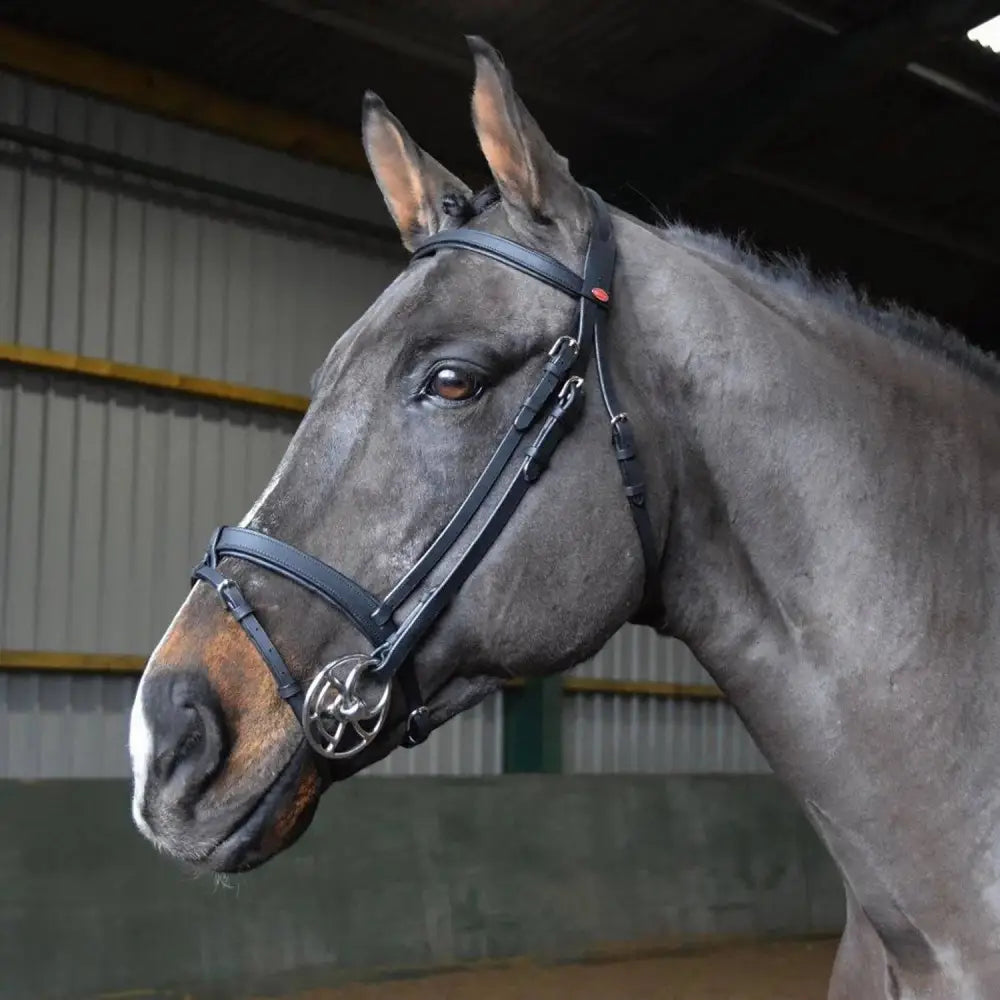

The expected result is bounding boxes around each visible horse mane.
[663,221,1000,396]
[448,184,1000,395]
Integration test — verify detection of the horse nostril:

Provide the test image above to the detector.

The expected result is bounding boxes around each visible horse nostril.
[145,672,228,792]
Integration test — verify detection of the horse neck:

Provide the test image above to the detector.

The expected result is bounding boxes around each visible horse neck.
[617,212,1000,811]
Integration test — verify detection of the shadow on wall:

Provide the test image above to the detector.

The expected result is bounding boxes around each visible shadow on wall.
[0,774,844,999]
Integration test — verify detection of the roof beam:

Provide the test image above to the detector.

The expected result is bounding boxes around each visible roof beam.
[729,162,1000,269]
[590,0,1000,209]
[257,0,657,135]
[746,0,1000,119]
[0,22,367,173]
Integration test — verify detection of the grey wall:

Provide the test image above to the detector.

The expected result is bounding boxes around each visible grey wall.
[0,775,844,999]
[567,629,771,774]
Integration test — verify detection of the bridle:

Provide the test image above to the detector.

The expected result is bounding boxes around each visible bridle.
[193,191,660,759]
[192,189,661,761]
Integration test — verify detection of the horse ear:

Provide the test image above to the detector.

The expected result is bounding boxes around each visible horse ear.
[362,92,472,251]
[468,36,588,233]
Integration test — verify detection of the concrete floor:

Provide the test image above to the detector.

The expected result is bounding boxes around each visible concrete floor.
[290,938,838,1000]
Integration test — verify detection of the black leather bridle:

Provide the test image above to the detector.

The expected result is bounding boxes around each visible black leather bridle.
[192,190,661,760]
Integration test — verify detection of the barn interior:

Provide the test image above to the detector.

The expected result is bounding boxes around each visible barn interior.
[1,2,998,997]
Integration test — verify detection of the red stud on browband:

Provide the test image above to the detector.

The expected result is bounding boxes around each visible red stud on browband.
[591,287,610,303]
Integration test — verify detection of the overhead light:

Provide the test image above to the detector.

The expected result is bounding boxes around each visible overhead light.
[968,14,1000,53]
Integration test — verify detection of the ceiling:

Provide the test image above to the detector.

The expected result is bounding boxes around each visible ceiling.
[1,0,999,349]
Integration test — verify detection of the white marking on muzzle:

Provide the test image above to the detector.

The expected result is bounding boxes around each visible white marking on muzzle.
[128,592,196,842]
[131,436,292,841]
[128,669,156,840]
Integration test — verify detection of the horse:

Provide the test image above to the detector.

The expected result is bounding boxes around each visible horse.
[128,36,1000,1000]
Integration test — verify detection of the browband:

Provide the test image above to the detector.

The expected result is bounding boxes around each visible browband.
[412,229,612,306]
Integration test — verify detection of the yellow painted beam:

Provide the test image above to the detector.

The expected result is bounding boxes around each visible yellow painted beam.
[0,649,725,700]
[0,23,367,174]
[0,342,310,415]
[0,650,146,674]
[563,676,725,701]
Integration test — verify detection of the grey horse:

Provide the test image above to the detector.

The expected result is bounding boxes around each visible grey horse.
[128,37,1000,1000]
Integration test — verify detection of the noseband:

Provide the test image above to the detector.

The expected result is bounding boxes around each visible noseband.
[192,190,660,760]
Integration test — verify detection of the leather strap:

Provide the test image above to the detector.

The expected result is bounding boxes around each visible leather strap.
[369,192,619,682]
[593,287,663,625]
[574,192,662,621]
[372,333,580,626]
[412,229,611,307]
[373,192,618,628]
[397,666,431,747]
[203,526,392,648]
[370,380,586,683]
[192,561,305,718]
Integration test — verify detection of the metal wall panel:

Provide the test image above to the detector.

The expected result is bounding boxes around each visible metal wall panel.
[563,627,771,774]
[0,69,401,389]
[0,669,502,780]
[1,373,296,655]
[0,372,295,779]
[0,71,501,778]
[0,671,138,779]
[0,669,503,779]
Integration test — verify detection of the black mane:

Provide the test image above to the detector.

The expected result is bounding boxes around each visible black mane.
[664,221,1000,395]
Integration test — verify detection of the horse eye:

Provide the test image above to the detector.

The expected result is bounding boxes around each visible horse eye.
[428,366,481,402]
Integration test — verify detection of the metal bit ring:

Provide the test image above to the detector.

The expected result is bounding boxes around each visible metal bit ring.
[302,654,391,759]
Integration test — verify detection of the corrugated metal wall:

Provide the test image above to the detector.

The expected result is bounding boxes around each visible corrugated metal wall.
[0,670,503,779]
[0,70,765,781]
[565,630,769,774]
[0,69,503,778]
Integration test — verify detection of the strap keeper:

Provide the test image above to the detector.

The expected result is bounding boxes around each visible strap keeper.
[523,429,563,481]
[276,679,302,701]
[514,369,559,430]
[230,602,254,623]
[614,439,635,462]
[522,445,547,483]
[624,483,646,505]
[513,404,537,432]
[612,422,636,461]
[370,603,394,628]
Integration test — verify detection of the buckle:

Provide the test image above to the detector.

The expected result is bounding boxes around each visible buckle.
[401,706,432,748]
[558,375,584,406]
[548,335,579,359]
[212,577,254,622]
[215,577,240,609]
